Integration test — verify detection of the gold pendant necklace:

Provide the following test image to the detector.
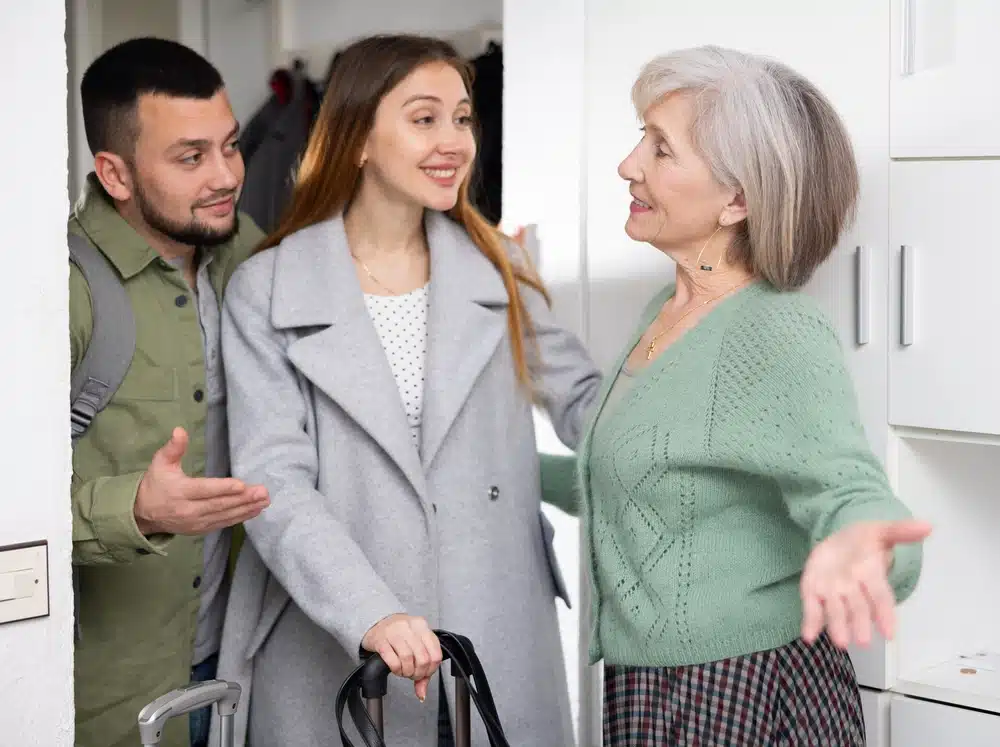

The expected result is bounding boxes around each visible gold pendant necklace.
[645,279,751,360]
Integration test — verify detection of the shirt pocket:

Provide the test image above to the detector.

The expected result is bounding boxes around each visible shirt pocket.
[114,364,178,401]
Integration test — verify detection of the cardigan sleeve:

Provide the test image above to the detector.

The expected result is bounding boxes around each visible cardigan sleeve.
[711,295,924,604]
[540,452,581,516]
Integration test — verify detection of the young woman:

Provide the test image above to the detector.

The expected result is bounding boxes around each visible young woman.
[213,34,601,747]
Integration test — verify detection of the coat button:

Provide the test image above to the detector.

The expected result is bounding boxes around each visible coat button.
[193,389,204,402]
[488,485,500,501]
[175,294,188,308]
[193,576,202,589]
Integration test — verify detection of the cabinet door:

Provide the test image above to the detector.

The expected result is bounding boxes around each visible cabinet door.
[891,695,1000,746]
[860,688,890,747]
[888,160,1000,435]
[890,0,1000,157]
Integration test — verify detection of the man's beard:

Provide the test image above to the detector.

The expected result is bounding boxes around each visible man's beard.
[134,179,239,248]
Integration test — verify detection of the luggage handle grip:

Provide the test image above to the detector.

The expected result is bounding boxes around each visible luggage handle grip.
[137,679,241,746]
[353,633,506,747]
[360,647,469,741]
[359,645,467,698]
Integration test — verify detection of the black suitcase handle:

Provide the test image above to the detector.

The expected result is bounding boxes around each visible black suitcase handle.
[336,630,510,747]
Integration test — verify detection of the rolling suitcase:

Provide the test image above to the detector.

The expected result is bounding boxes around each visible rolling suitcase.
[336,630,510,747]
[136,679,242,747]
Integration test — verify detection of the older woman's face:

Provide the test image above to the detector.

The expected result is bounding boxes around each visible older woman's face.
[618,92,740,253]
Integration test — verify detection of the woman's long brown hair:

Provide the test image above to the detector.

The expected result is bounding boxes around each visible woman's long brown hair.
[257,34,549,387]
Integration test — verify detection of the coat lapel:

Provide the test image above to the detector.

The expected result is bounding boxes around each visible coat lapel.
[420,212,509,469]
[274,217,428,502]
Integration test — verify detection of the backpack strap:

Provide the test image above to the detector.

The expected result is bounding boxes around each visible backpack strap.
[68,231,136,442]
[68,232,137,643]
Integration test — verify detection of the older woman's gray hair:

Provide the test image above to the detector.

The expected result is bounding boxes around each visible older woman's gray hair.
[632,45,858,290]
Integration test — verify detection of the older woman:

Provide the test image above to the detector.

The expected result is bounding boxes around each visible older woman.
[567,46,933,745]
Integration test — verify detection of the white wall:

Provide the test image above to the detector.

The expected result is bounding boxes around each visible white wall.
[206,0,273,124]
[503,0,590,742]
[0,3,74,745]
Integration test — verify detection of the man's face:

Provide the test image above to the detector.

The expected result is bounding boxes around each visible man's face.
[127,90,245,247]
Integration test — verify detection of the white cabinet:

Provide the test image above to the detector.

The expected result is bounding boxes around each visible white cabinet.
[890,0,1000,158]
[890,437,1000,716]
[888,160,1000,436]
[860,688,890,747]
[891,695,1000,746]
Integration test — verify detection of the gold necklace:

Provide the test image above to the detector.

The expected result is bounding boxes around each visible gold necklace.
[645,279,752,360]
[351,252,398,295]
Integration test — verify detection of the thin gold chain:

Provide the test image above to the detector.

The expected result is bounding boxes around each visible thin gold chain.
[351,252,398,295]
[645,279,751,360]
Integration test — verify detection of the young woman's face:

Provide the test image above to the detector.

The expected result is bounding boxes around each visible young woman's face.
[361,61,477,212]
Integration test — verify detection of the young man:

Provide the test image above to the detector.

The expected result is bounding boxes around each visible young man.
[70,37,270,747]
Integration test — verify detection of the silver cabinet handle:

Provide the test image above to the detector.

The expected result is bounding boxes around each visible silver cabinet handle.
[900,245,915,346]
[901,0,916,75]
[855,246,870,346]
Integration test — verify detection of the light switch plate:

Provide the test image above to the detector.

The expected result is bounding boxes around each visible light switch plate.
[0,540,49,625]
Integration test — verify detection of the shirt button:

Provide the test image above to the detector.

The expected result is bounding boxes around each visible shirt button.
[193,576,202,589]
[193,389,204,403]
[175,295,188,307]
[488,485,500,501]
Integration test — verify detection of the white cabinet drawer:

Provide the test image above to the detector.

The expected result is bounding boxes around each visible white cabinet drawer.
[891,695,1000,746]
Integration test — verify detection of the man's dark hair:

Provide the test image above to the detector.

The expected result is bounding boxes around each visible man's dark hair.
[81,37,224,157]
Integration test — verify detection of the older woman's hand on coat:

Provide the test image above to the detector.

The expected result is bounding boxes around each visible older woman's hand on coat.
[800,519,933,649]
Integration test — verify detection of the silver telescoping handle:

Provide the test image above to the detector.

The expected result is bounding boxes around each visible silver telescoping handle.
[137,679,241,747]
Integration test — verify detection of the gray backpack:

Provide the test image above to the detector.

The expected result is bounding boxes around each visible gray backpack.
[68,231,136,641]
[68,231,135,442]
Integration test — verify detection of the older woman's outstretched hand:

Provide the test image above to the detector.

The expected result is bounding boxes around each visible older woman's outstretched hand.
[800,519,933,649]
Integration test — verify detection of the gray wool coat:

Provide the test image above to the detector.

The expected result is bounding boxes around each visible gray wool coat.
[210,211,601,746]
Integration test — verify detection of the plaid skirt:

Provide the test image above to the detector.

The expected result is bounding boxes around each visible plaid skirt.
[603,633,864,746]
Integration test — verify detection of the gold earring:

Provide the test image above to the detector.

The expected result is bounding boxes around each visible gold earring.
[359,156,367,168]
[695,224,724,272]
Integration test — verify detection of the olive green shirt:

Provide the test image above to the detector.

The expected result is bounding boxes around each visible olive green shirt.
[69,175,263,747]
